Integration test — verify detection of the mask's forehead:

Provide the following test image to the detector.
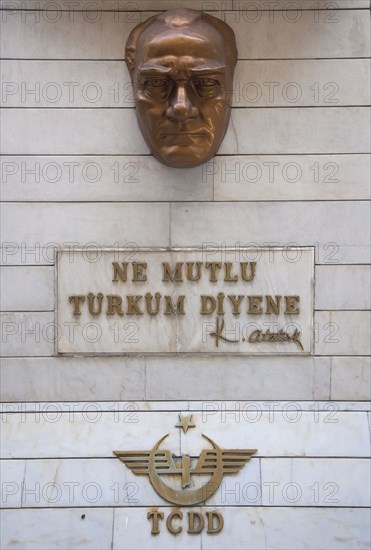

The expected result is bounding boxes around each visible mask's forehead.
[136,24,226,67]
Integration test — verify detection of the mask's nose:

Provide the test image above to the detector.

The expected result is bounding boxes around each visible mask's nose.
[166,83,199,122]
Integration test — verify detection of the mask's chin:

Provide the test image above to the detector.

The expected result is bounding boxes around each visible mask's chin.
[153,144,215,168]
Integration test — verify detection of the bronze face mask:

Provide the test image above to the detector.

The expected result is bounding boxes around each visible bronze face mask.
[125,9,237,168]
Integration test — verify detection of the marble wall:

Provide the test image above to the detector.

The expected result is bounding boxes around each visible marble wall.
[1,0,370,548]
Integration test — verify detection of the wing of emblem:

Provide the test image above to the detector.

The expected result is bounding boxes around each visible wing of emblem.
[113,449,178,475]
[113,450,152,474]
[192,447,257,475]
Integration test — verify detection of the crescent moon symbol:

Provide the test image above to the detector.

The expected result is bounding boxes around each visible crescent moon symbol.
[148,434,223,506]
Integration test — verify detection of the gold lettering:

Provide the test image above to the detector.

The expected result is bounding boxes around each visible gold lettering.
[205,262,222,282]
[145,292,161,315]
[241,262,256,282]
[186,261,202,281]
[224,262,238,282]
[248,295,263,314]
[217,292,225,315]
[68,295,85,316]
[162,262,183,282]
[147,509,164,535]
[206,511,224,534]
[112,262,127,282]
[132,262,147,282]
[228,295,244,315]
[285,295,300,314]
[167,511,183,535]
[87,292,103,315]
[164,296,185,315]
[126,295,143,315]
[200,295,216,315]
[106,294,124,316]
[187,512,204,534]
[266,295,281,315]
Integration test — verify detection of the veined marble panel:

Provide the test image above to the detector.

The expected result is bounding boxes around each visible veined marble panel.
[2,108,369,155]
[315,311,371,355]
[231,0,369,7]
[261,457,370,507]
[0,356,330,402]
[331,357,371,400]
[0,1,368,9]
[0,459,25,508]
[2,410,369,459]
[1,506,368,550]
[0,155,212,202]
[1,411,182,459]
[4,153,367,203]
[1,508,114,550]
[1,9,368,59]
[1,154,370,202]
[11,456,260,508]
[170,202,370,265]
[0,312,55,356]
[144,356,331,401]
[0,0,233,11]
[0,357,146,401]
[213,155,370,201]
[1,401,370,414]
[56,248,314,354]
[315,265,371,310]
[180,411,370,458]
[1,203,170,248]
[0,266,54,311]
[7,455,368,508]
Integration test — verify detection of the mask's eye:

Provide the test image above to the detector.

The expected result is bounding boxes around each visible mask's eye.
[193,78,220,99]
[143,78,171,99]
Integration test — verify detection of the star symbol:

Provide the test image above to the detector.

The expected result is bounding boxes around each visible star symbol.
[175,414,196,434]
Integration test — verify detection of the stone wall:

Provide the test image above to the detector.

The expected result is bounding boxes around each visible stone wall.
[1,1,370,548]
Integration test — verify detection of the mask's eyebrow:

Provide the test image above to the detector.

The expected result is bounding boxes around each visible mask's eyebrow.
[138,64,172,76]
[190,65,226,75]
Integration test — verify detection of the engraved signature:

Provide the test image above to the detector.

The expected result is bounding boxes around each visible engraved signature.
[209,317,239,347]
[248,328,304,351]
[209,316,304,351]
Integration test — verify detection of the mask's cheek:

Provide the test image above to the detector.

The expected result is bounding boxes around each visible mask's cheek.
[200,100,228,129]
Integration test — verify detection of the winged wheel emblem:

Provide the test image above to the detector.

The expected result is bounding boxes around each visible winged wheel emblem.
[114,433,256,506]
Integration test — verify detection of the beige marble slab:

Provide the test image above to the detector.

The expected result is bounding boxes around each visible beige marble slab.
[2,410,369,458]
[0,356,330,401]
[1,9,368,59]
[56,247,314,354]
[0,155,212,202]
[1,203,170,248]
[170,202,371,264]
[2,108,369,155]
[0,266,54,311]
[331,357,371,401]
[261,457,370,506]
[1,508,114,550]
[315,311,371,355]
[1,506,368,550]
[0,312,55,356]
[315,265,371,310]
[0,1,367,9]
[0,459,25,508]
[5,455,368,508]
[2,154,368,202]
[180,411,370,457]
[213,155,371,201]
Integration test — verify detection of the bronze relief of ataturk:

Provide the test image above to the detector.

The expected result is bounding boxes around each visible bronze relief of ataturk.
[125,9,237,168]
